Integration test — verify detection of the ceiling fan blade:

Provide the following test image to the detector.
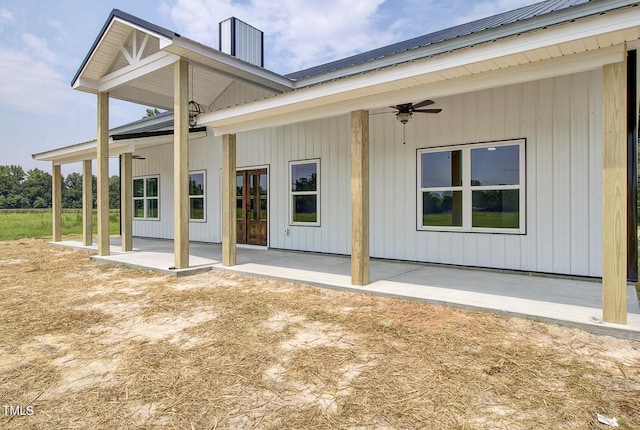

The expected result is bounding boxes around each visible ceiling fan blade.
[413,108,442,113]
[392,103,412,112]
[411,99,435,109]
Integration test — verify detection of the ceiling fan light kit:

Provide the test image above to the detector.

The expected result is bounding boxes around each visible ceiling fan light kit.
[390,99,442,144]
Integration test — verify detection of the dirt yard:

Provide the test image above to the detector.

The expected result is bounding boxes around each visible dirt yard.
[1,239,639,429]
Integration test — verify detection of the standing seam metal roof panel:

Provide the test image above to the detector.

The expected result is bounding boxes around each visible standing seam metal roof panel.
[284,0,591,80]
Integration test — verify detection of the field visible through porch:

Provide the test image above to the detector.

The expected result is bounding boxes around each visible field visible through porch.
[1,239,639,429]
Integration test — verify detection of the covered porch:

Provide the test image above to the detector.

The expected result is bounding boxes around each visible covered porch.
[53,237,640,339]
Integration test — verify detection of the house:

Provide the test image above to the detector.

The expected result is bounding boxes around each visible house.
[33,0,640,325]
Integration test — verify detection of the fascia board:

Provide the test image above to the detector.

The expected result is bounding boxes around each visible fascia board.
[293,1,640,87]
[33,130,207,164]
[165,37,293,91]
[72,14,174,89]
[199,7,639,132]
[205,44,625,136]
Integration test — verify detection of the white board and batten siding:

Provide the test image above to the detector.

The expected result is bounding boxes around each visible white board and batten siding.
[133,69,603,277]
[369,70,603,277]
[132,135,223,243]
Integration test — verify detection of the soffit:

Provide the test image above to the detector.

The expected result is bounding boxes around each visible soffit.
[199,8,640,135]
[72,12,290,110]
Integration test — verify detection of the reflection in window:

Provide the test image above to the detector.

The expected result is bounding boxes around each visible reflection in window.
[472,189,519,228]
[290,160,320,225]
[418,140,524,233]
[471,145,519,186]
[133,176,159,220]
[422,191,463,227]
[189,171,206,221]
[421,150,462,188]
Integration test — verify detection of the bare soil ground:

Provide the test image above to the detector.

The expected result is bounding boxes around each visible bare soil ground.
[1,239,639,429]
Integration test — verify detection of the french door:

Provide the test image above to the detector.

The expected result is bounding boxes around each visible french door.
[236,168,268,246]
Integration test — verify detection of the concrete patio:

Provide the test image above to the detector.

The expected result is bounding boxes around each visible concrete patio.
[53,237,640,340]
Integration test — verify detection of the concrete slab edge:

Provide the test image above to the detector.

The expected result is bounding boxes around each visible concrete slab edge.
[90,256,213,277]
[210,265,640,342]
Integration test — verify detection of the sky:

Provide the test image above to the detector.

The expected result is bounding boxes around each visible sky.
[0,0,540,175]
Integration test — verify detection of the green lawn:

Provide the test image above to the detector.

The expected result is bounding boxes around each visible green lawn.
[423,212,519,228]
[0,209,120,241]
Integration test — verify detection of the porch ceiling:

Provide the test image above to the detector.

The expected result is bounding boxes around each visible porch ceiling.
[199,6,640,136]
[71,10,291,110]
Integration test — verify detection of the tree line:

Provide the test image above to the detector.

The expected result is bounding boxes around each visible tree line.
[0,165,120,209]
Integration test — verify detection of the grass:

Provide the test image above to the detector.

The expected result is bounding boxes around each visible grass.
[0,209,120,241]
[423,211,519,228]
[0,239,639,429]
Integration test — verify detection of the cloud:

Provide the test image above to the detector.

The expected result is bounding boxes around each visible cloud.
[451,0,539,26]
[21,33,57,63]
[0,7,13,27]
[167,0,391,74]
[0,45,89,116]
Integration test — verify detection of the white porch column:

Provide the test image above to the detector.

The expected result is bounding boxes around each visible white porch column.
[52,162,62,242]
[120,153,133,252]
[97,91,110,256]
[602,48,628,324]
[174,58,189,268]
[222,133,237,266]
[351,110,370,286]
[82,159,92,246]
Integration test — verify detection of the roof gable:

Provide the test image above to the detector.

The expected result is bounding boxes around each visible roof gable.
[71,9,178,88]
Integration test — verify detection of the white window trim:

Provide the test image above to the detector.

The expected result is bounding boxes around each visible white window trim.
[417,139,526,234]
[133,174,160,221]
[189,170,207,223]
[289,159,320,226]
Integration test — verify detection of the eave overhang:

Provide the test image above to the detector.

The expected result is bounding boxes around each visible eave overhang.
[32,128,207,166]
[71,9,293,110]
[199,5,640,136]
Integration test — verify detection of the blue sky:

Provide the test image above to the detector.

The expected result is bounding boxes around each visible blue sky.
[0,0,539,175]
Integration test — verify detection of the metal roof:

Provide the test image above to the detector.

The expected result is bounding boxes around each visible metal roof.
[285,0,595,81]
[71,9,179,87]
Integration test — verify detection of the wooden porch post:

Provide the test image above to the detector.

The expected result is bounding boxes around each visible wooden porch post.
[97,91,110,256]
[351,110,370,286]
[602,49,628,324]
[52,163,62,242]
[174,58,189,268]
[82,159,92,246]
[120,153,133,252]
[222,134,237,266]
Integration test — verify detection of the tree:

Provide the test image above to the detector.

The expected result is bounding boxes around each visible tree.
[109,175,120,209]
[22,168,51,208]
[144,108,161,117]
[0,165,26,199]
[62,172,82,208]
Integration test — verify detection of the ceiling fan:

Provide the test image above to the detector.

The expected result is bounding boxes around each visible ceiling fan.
[390,99,442,144]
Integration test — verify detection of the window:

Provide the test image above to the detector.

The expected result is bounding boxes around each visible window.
[290,159,320,226]
[418,139,525,233]
[133,176,159,220]
[189,170,206,222]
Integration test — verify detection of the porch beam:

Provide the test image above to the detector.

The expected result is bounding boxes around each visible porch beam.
[97,91,110,256]
[602,48,628,324]
[173,59,190,268]
[52,163,61,242]
[351,109,370,286]
[222,133,237,266]
[98,51,180,93]
[120,153,133,252]
[82,159,92,246]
